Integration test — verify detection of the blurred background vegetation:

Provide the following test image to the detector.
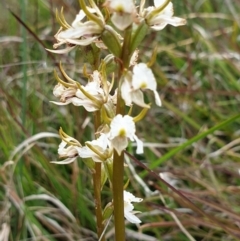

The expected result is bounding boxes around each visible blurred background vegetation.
[0,0,240,240]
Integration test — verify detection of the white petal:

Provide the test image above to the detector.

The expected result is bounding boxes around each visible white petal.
[66,36,99,46]
[124,202,134,213]
[122,116,136,138]
[109,114,124,138]
[70,98,99,112]
[71,10,86,27]
[130,197,143,203]
[123,191,142,223]
[53,84,65,97]
[124,211,142,224]
[77,145,102,162]
[51,157,77,164]
[124,191,142,203]
[111,13,133,31]
[109,0,135,14]
[58,27,88,39]
[151,16,186,29]
[94,134,109,150]
[154,0,168,8]
[160,2,174,16]
[58,140,67,152]
[46,46,76,54]
[77,146,93,159]
[131,90,149,108]
[132,63,157,91]
[50,100,71,105]
[59,21,101,40]
[133,134,144,154]
[111,136,128,156]
[150,23,168,31]
[153,1,173,16]
[153,90,162,106]
[121,77,132,106]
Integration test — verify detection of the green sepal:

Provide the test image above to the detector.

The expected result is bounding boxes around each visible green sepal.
[80,44,100,68]
[103,202,114,222]
[123,179,130,190]
[105,158,113,184]
[79,0,104,28]
[101,26,122,57]
[105,61,117,75]
[82,158,95,170]
[130,21,148,55]
[101,164,108,190]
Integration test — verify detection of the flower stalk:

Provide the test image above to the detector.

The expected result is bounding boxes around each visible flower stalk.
[93,110,105,240]
[112,150,125,240]
[111,21,139,239]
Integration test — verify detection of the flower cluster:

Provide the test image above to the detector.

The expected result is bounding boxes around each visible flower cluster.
[48,0,186,54]
[49,0,186,226]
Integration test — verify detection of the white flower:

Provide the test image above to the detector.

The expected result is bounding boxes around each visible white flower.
[52,70,112,112]
[52,130,112,164]
[108,0,134,11]
[104,0,137,30]
[52,135,82,164]
[74,82,105,111]
[141,0,186,31]
[121,63,161,107]
[53,83,77,102]
[78,134,112,162]
[48,8,105,54]
[108,114,143,155]
[124,191,142,223]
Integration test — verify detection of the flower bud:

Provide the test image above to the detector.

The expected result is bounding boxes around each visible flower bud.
[129,21,148,55]
[101,26,122,57]
[103,202,114,221]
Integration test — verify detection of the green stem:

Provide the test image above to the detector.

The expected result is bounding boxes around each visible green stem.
[112,151,125,241]
[112,25,133,241]
[93,162,104,239]
[112,92,126,241]
[93,111,105,240]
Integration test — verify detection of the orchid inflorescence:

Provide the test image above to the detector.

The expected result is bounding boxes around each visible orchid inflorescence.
[48,0,185,239]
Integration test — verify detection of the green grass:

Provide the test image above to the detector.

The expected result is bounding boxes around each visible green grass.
[1,0,240,240]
